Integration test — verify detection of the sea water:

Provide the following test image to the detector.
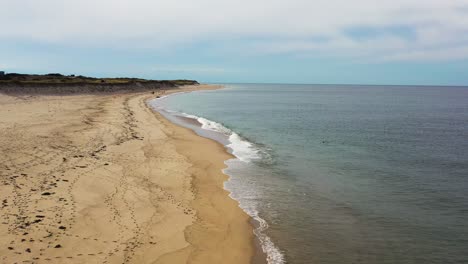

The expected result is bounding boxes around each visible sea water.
[149,84,468,264]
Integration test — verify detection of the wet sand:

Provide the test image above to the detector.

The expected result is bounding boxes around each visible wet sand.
[0,85,254,263]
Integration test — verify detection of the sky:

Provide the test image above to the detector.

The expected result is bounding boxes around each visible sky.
[1,0,468,85]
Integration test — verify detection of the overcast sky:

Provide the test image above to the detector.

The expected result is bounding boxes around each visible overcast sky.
[2,0,468,85]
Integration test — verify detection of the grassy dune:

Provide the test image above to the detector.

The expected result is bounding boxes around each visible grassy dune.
[0,73,199,94]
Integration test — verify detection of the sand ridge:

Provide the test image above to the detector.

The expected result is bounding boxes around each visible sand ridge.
[0,85,254,264]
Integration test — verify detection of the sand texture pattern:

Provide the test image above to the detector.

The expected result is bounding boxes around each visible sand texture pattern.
[0,85,254,264]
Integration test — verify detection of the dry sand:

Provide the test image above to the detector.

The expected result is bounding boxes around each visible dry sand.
[0,85,254,264]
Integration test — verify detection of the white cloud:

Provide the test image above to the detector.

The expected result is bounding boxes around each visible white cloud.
[382,46,468,61]
[151,65,228,73]
[0,62,17,71]
[1,0,468,61]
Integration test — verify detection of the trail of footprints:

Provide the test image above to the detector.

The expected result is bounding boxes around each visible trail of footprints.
[115,97,145,145]
[0,95,162,263]
[1,141,112,262]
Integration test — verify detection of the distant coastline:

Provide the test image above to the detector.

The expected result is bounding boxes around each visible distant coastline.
[0,72,199,94]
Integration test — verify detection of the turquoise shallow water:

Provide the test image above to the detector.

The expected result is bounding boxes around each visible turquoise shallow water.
[150,84,468,264]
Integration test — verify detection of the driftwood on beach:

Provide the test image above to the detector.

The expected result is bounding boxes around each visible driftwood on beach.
[0,73,199,94]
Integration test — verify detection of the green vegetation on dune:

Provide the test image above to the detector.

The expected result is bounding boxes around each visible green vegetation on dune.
[0,73,199,94]
[0,73,198,86]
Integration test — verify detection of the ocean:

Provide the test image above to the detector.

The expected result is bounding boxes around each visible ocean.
[149,84,468,264]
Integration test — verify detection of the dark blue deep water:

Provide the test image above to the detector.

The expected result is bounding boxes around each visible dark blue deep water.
[152,84,468,264]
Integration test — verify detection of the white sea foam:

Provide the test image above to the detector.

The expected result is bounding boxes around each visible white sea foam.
[187,114,285,263]
[156,91,186,100]
[224,178,286,264]
[251,210,286,264]
[179,113,261,163]
[227,133,261,162]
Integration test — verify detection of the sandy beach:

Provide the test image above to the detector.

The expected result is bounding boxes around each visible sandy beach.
[0,85,254,263]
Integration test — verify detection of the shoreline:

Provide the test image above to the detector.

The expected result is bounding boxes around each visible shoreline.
[148,88,272,264]
[0,84,256,263]
[145,85,258,263]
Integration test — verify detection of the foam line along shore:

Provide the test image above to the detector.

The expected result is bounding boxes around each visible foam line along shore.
[149,87,285,264]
